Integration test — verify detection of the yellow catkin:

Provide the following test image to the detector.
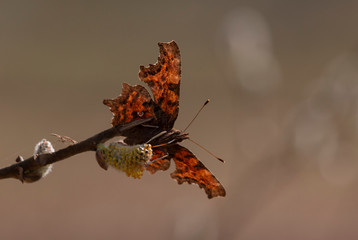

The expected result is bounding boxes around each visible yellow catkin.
[96,142,153,179]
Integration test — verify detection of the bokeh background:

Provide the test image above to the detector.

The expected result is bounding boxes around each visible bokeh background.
[1,1,358,239]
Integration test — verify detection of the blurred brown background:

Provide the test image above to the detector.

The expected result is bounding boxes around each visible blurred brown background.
[1,1,358,239]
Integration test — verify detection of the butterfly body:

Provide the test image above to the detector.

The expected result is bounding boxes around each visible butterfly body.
[102,41,226,198]
[96,142,152,179]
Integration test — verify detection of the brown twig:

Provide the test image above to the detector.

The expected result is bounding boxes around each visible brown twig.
[0,118,152,182]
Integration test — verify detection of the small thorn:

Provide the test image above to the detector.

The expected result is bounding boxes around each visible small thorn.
[16,155,24,163]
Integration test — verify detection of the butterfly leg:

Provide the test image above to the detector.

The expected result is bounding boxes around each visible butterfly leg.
[145,130,168,144]
[145,154,169,167]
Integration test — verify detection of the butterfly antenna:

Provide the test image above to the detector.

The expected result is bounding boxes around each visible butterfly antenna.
[189,138,225,163]
[152,143,168,148]
[145,131,167,144]
[183,99,210,132]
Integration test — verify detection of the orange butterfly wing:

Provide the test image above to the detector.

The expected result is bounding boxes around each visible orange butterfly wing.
[103,83,159,144]
[146,148,171,174]
[169,145,226,199]
[103,83,154,126]
[139,41,181,130]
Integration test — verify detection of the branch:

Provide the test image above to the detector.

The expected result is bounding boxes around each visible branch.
[0,118,153,182]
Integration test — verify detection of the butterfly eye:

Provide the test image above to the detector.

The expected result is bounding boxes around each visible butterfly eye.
[137,111,144,117]
[137,147,144,155]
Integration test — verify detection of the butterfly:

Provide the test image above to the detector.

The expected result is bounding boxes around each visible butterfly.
[102,41,226,198]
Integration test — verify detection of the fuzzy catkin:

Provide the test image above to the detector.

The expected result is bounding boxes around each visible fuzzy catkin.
[96,142,153,179]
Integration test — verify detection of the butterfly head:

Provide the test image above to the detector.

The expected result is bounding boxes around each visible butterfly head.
[137,143,153,162]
